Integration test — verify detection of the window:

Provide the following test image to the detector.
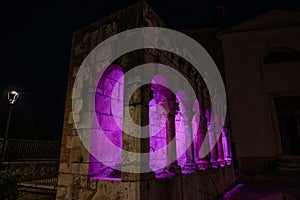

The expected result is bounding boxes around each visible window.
[263,47,300,64]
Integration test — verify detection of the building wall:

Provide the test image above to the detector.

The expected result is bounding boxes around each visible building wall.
[220,25,300,168]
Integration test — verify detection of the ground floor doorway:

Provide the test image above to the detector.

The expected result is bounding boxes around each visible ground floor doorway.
[275,96,300,155]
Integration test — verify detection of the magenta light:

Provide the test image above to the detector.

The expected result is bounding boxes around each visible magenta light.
[222,184,245,199]
[149,75,169,174]
[89,69,204,180]
[89,64,123,180]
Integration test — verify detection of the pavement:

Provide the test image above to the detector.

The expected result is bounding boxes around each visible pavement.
[220,169,300,200]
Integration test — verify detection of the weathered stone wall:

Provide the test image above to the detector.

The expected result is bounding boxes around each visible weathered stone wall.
[58,166,233,200]
[147,166,234,200]
[57,1,234,199]
[89,64,124,179]
[57,2,169,199]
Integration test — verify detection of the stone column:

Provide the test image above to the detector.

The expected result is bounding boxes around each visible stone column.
[163,93,181,174]
[182,109,196,174]
[195,114,209,170]
[222,127,232,165]
[121,83,154,181]
[217,134,226,167]
[206,109,219,168]
[215,116,226,167]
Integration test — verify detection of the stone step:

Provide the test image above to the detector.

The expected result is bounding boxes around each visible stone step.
[278,162,300,166]
[277,166,300,171]
[18,185,56,200]
[278,159,300,163]
[276,156,300,171]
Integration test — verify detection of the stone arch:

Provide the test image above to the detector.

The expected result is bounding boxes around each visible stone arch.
[87,63,212,178]
[149,74,169,174]
[192,100,202,163]
[262,46,300,64]
[175,89,189,168]
[89,64,124,180]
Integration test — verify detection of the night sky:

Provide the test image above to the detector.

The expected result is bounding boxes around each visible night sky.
[1,0,299,140]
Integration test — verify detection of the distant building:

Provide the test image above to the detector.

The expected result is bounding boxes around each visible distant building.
[184,9,300,169]
[56,1,300,199]
[218,10,300,168]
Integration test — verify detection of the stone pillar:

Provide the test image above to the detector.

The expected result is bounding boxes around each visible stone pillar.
[222,127,232,165]
[121,83,154,181]
[217,135,226,168]
[195,114,209,170]
[216,116,226,167]
[163,93,181,174]
[182,109,196,174]
[206,109,219,168]
[207,123,219,168]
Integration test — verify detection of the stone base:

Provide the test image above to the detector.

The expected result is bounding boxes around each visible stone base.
[182,161,197,174]
[163,163,182,174]
[218,159,226,168]
[148,166,234,200]
[210,161,220,169]
[56,165,235,200]
[197,160,209,170]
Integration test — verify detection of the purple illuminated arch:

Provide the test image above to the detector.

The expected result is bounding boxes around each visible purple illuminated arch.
[175,90,190,168]
[192,100,201,163]
[149,75,168,174]
[89,69,202,179]
[89,64,124,180]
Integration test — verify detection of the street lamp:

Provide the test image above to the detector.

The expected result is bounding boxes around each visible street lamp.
[1,90,19,161]
[8,91,19,105]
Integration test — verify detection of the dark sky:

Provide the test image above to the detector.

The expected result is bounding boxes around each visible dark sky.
[0,0,300,140]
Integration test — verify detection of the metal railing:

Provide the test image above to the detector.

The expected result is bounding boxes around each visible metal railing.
[1,139,61,188]
[2,139,61,161]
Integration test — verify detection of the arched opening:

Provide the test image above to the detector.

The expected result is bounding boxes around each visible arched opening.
[175,90,189,168]
[263,47,300,64]
[89,64,124,180]
[149,75,169,174]
[192,100,202,164]
[88,70,217,180]
[149,76,198,175]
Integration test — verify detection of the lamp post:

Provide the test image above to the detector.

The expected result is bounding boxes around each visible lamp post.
[1,91,19,161]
